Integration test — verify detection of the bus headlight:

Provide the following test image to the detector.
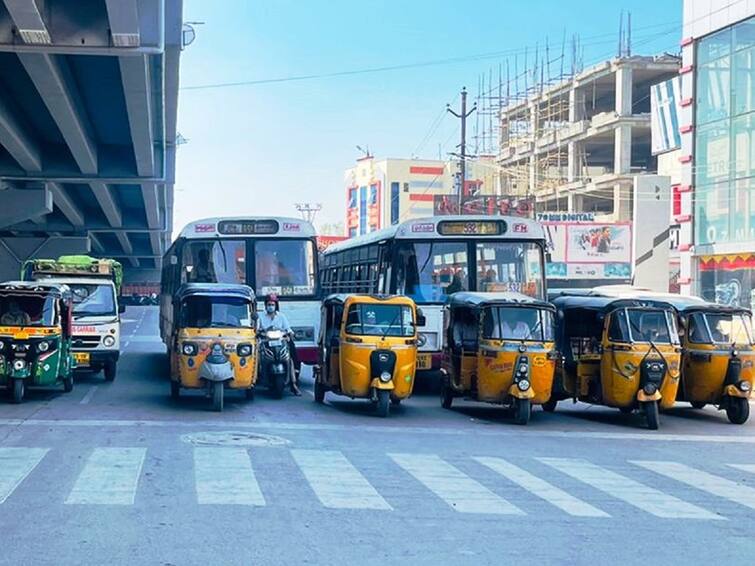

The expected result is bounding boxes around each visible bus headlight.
[103,335,116,348]
[292,327,314,341]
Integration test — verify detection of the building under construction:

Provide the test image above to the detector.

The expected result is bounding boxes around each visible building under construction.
[493,54,681,220]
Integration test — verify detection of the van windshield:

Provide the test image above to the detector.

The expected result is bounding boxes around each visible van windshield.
[181,296,254,328]
[70,283,116,317]
[482,306,554,341]
[609,308,677,344]
[345,304,414,337]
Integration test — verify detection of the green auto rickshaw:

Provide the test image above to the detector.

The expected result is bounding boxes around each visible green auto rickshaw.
[0,281,76,403]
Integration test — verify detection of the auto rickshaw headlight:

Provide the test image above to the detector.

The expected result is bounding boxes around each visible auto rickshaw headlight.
[37,341,49,353]
[517,379,530,391]
[237,343,253,357]
[379,371,392,383]
[12,359,25,371]
[732,350,740,358]
[643,383,658,395]
[738,380,752,392]
[518,363,528,374]
[182,342,198,356]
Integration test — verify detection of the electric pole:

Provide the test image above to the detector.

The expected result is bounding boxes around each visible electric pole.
[447,87,477,210]
[295,203,322,224]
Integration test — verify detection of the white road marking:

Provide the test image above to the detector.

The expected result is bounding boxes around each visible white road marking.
[390,453,522,514]
[194,447,265,505]
[729,464,755,474]
[539,457,721,520]
[0,418,755,444]
[474,456,608,517]
[0,448,48,504]
[292,449,391,510]
[66,447,146,505]
[79,385,98,405]
[634,460,755,511]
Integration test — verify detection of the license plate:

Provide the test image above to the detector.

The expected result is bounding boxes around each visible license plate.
[73,352,90,366]
[417,354,432,370]
[269,340,282,347]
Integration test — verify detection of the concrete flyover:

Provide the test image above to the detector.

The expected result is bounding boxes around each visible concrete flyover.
[0,0,183,281]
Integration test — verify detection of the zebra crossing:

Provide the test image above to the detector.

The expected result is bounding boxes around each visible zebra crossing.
[1,445,754,520]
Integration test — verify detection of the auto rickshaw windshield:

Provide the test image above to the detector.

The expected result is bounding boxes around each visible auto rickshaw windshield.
[608,308,678,344]
[482,306,554,341]
[345,303,414,337]
[0,294,57,327]
[688,312,754,345]
[180,295,254,328]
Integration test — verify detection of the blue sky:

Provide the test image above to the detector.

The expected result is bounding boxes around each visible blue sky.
[175,0,682,232]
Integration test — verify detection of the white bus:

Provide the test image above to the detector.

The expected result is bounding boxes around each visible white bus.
[320,216,547,371]
[161,217,320,365]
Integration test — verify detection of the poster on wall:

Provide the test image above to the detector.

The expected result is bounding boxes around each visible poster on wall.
[699,254,755,312]
[566,224,632,263]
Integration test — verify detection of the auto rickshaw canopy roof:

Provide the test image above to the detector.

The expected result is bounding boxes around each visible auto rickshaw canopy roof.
[551,292,676,314]
[175,283,256,302]
[0,280,72,302]
[448,291,554,311]
[322,293,416,308]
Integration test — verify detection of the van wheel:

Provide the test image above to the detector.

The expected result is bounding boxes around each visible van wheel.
[170,380,180,400]
[63,376,74,393]
[690,401,706,409]
[542,398,558,413]
[104,361,117,382]
[513,398,531,425]
[643,401,659,430]
[314,380,326,404]
[440,382,454,409]
[726,397,750,425]
[212,383,224,412]
[376,389,390,418]
[11,379,24,404]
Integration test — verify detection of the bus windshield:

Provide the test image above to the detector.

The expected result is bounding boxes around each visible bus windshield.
[476,242,543,298]
[345,303,415,337]
[482,306,554,341]
[256,240,317,297]
[181,296,254,328]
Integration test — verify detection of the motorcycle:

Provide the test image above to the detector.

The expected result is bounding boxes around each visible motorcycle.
[258,329,294,398]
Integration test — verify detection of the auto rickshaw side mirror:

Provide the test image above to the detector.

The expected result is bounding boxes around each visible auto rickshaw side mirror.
[251,312,259,324]
[416,309,427,327]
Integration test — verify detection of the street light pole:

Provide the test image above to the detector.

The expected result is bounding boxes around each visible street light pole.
[447,87,477,211]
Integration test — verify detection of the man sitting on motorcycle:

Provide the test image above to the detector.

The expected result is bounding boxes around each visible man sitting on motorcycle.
[258,293,301,395]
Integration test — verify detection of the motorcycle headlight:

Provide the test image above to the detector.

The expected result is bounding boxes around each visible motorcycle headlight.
[182,342,198,356]
[103,335,116,348]
[13,359,25,371]
[380,371,392,382]
[517,379,530,391]
[37,341,50,353]
[237,343,253,357]
[738,380,752,392]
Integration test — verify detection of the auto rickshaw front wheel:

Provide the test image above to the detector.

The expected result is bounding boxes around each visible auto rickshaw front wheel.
[725,397,750,425]
[642,401,659,430]
[63,376,73,393]
[690,401,706,409]
[440,383,454,409]
[313,380,325,404]
[376,389,390,418]
[245,388,255,401]
[170,380,180,400]
[10,378,24,404]
[541,399,558,413]
[513,398,531,425]
[212,382,224,412]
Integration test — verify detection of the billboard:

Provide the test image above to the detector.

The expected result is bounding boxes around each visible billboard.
[433,195,534,218]
[544,222,633,280]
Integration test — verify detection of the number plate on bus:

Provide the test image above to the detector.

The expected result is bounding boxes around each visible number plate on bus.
[417,354,432,370]
[73,352,90,366]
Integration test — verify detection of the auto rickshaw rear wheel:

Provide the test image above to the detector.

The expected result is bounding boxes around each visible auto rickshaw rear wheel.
[440,383,454,409]
[212,382,224,412]
[63,376,73,393]
[376,389,390,418]
[690,401,706,409]
[314,380,325,404]
[170,380,180,400]
[10,378,24,404]
[642,401,659,430]
[390,396,401,406]
[541,399,558,413]
[513,398,531,425]
[104,361,117,382]
[726,397,749,425]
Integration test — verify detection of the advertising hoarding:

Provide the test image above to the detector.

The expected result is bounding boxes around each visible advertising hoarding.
[544,222,633,280]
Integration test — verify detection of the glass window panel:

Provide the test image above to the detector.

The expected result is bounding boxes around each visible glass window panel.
[733,48,755,116]
[732,112,755,179]
[696,58,731,125]
[476,241,544,299]
[695,183,731,245]
[183,241,246,284]
[730,178,753,241]
[733,16,755,52]
[697,26,732,65]
[695,119,731,186]
[395,242,469,303]
[255,240,316,296]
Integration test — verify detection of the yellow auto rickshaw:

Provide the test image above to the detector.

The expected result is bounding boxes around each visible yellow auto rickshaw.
[669,298,753,424]
[314,294,424,417]
[439,292,558,425]
[168,283,258,411]
[549,292,682,429]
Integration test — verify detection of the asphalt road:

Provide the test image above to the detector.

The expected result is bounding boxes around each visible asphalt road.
[1,306,754,565]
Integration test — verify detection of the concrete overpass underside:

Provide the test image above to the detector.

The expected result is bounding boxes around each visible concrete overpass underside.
[0,0,182,281]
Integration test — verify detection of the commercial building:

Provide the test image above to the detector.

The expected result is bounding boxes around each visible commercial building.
[679,1,755,310]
